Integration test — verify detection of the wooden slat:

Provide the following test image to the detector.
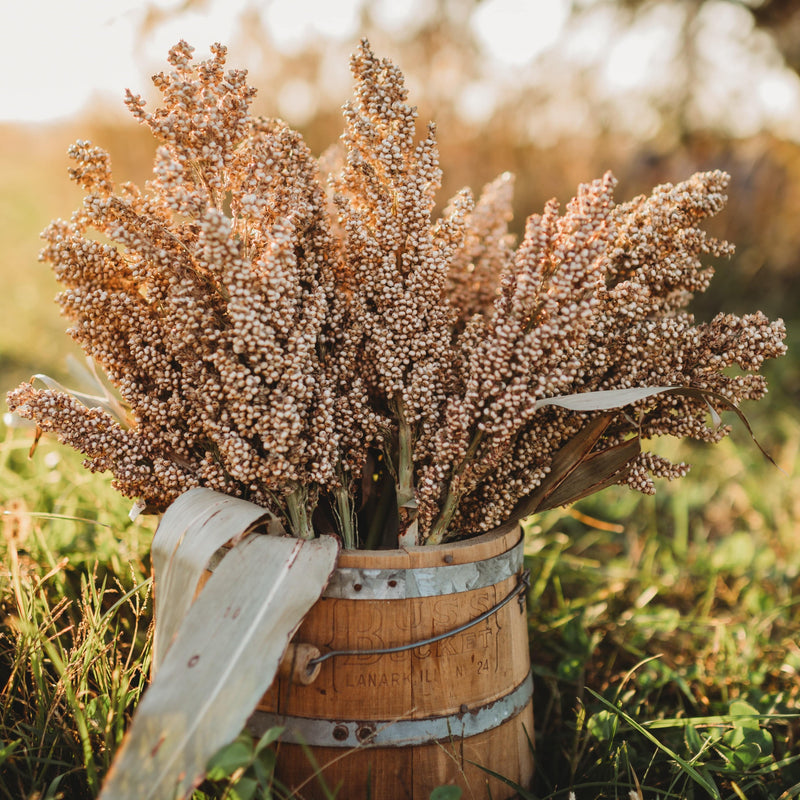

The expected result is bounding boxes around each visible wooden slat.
[262,525,532,798]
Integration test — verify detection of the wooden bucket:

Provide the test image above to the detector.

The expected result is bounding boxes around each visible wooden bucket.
[250,524,534,799]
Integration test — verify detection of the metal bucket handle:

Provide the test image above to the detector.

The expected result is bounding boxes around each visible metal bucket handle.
[306,567,530,670]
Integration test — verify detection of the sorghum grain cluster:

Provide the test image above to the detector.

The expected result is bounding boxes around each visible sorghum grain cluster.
[7,41,786,545]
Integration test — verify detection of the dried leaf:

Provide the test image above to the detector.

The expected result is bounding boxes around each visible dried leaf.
[663,387,781,470]
[536,385,775,467]
[509,413,614,523]
[99,520,339,800]
[31,372,130,426]
[534,436,641,511]
[151,488,284,671]
[534,385,678,413]
[507,382,780,524]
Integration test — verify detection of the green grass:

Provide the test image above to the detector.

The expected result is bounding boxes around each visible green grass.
[1,382,799,798]
[0,423,154,799]
[525,400,800,798]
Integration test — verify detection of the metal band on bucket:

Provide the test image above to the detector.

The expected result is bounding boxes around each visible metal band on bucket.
[248,672,533,748]
[323,535,525,600]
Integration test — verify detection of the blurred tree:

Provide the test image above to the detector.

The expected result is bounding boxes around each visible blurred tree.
[132,1,800,150]
[749,0,800,74]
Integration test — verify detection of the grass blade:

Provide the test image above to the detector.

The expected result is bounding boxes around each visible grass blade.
[586,688,722,799]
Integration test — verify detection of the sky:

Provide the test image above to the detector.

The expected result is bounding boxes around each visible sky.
[1,0,800,141]
[0,0,244,122]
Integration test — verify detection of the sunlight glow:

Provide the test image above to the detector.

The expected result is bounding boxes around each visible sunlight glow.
[472,0,569,66]
[0,0,144,121]
[265,0,361,52]
[1,0,799,144]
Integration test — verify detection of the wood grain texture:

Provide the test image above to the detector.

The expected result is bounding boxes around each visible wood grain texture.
[258,526,534,799]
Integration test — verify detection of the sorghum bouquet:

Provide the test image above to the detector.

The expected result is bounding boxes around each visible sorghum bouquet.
[7,40,786,548]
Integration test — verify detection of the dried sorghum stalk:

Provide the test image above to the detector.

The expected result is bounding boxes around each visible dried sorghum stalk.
[7,40,786,546]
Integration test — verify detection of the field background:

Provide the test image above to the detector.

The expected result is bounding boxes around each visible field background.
[2,1,800,797]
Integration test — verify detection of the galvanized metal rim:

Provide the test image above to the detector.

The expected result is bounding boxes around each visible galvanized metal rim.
[247,671,533,748]
[322,536,525,600]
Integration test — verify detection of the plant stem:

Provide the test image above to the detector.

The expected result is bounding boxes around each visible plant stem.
[392,396,418,544]
[425,428,485,545]
[425,485,462,546]
[333,481,357,549]
[285,485,315,539]
[395,398,414,506]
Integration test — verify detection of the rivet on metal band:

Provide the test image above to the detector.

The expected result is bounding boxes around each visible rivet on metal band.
[323,535,525,600]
